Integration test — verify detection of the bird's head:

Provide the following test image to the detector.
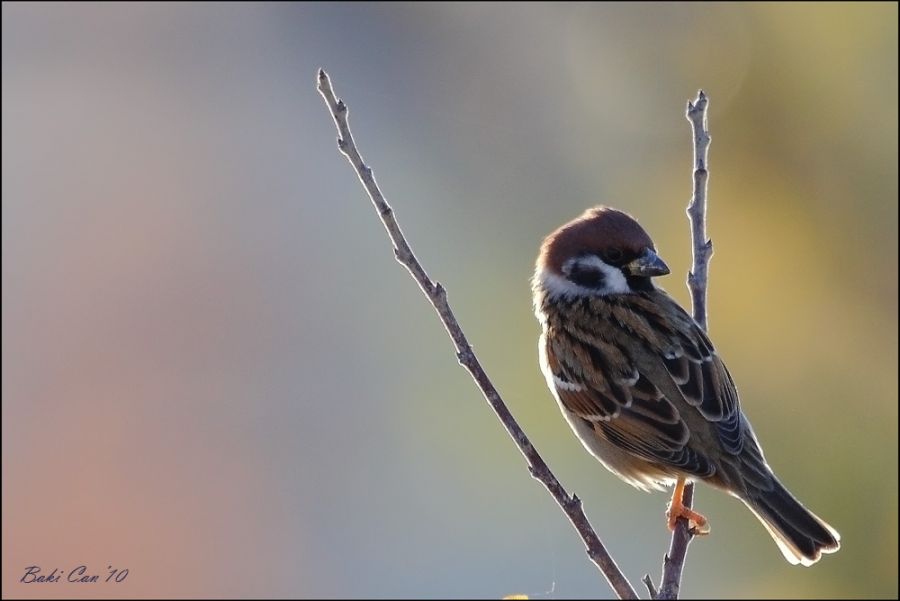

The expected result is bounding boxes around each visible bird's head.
[534,206,670,299]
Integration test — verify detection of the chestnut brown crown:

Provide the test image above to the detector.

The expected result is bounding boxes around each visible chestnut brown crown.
[537,206,659,275]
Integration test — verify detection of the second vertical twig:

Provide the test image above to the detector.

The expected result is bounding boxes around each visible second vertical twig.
[656,89,713,601]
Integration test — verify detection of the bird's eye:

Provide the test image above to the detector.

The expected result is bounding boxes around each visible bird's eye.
[603,248,624,263]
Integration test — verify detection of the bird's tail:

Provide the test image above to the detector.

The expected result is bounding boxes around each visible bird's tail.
[742,476,841,566]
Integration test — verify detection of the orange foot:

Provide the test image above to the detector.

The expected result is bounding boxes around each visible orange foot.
[666,476,710,535]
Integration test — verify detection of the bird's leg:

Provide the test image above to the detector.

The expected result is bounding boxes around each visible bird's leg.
[666,476,710,535]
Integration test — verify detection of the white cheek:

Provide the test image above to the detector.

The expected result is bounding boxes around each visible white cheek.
[588,258,631,294]
[536,270,591,299]
[535,256,632,300]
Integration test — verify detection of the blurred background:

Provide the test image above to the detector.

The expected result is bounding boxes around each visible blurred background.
[2,2,897,599]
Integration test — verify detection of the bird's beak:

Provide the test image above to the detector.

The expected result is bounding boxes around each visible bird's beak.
[623,248,670,277]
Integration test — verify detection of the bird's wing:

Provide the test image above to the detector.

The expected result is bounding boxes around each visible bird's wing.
[629,292,758,462]
[547,327,715,478]
[545,292,762,479]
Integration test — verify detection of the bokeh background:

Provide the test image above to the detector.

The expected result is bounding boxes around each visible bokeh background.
[3,2,897,599]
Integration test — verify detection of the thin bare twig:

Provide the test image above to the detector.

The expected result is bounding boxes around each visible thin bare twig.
[656,90,713,601]
[316,69,639,600]
[685,91,713,333]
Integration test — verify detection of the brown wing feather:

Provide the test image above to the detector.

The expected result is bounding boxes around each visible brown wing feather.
[546,323,695,469]
[542,289,752,479]
[618,292,748,457]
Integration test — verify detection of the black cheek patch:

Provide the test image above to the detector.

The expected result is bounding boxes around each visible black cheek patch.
[569,264,606,288]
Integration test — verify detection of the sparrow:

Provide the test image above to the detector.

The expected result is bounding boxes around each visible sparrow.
[531,206,840,566]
